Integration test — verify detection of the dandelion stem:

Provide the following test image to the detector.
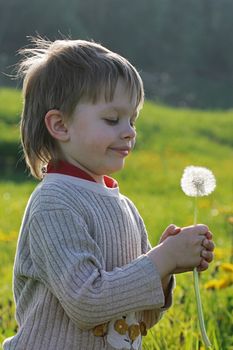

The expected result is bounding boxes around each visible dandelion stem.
[193,268,211,348]
[194,196,198,226]
[193,196,212,348]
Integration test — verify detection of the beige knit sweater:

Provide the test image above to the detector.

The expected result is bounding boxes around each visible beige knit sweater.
[3,174,174,350]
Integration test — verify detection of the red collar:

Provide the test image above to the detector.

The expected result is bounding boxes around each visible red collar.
[46,161,118,189]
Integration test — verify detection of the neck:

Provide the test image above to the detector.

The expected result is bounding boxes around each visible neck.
[67,159,106,185]
[46,160,118,189]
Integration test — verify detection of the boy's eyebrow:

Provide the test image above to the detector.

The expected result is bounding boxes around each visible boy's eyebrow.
[102,106,138,117]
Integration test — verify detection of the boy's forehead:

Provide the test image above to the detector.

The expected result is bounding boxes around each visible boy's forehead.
[101,105,139,117]
[101,80,139,111]
[74,99,139,117]
[76,80,140,114]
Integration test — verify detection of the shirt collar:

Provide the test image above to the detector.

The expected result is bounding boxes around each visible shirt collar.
[46,160,118,189]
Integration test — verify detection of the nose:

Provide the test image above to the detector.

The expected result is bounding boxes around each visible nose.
[120,122,136,140]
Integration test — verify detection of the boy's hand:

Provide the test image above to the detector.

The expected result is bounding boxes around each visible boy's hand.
[147,224,215,278]
[158,224,215,273]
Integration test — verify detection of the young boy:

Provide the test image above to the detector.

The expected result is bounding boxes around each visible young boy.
[3,38,214,350]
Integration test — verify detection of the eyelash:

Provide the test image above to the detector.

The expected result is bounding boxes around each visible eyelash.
[104,118,136,127]
[104,118,118,125]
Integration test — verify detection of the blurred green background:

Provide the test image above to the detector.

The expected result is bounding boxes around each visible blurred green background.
[0,89,233,349]
[1,0,233,109]
[0,1,233,348]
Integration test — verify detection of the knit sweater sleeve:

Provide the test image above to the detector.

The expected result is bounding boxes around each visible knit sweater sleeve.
[138,215,175,329]
[29,208,166,330]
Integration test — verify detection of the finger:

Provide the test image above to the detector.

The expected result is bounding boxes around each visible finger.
[202,238,215,251]
[199,236,207,246]
[174,227,181,234]
[196,224,209,235]
[167,224,181,234]
[205,231,213,240]
[201,249,214,262]
[160,225,181,243]
[197,259,209,272]
[198,257,209,269]
[186,225,209,237]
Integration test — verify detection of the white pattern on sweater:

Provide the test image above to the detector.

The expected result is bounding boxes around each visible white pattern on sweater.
[3,174,174,350]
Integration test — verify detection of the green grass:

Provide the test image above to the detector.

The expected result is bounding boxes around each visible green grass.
[0,88,22,122]
[0,88,233,349]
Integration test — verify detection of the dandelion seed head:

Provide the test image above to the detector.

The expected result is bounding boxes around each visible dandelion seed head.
[181,166,216,197]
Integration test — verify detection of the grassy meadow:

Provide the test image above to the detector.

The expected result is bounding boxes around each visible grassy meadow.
[0,88,233,349]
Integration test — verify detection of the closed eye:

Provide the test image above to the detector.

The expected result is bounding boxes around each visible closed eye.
[104,118,119,125]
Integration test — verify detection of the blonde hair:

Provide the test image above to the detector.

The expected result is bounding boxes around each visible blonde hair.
[18,37,144,179]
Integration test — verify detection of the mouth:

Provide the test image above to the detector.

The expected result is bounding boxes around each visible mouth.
[109,146,131,157]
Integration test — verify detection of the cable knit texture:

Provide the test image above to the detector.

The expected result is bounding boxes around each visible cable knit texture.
[3,174,174,350]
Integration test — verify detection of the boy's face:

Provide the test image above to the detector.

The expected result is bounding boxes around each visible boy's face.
[62,79,139,184]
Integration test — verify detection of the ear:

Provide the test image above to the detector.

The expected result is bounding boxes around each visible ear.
[44,110,70,142]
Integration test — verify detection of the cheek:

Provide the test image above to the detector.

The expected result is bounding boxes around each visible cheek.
[69,122,115,152]
[92,128,115,144]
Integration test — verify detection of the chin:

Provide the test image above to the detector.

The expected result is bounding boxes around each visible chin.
[102,160,126,175]
[109,165,125,174]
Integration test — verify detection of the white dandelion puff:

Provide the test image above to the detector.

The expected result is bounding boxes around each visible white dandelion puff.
[180,165,216,349]
[181,166,216,197]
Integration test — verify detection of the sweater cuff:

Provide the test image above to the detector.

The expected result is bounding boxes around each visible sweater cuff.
[135,255,165,309]
[161,275,176,310]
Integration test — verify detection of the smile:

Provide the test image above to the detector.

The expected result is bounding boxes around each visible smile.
[109,147,130,157]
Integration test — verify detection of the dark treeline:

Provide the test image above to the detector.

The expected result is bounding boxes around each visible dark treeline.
[1,0,233,109]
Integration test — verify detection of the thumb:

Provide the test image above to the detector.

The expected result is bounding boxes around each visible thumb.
[167,224,181,235]
[160,224,181,243]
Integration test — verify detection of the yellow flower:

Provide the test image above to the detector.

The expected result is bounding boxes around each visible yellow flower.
[218,276,233,289]
[205,276,233,290]
[227,216,233,224]
[204,279,220,290]
[220,263,233,273]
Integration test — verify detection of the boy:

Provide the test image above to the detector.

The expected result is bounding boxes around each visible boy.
[3,38,214,350]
